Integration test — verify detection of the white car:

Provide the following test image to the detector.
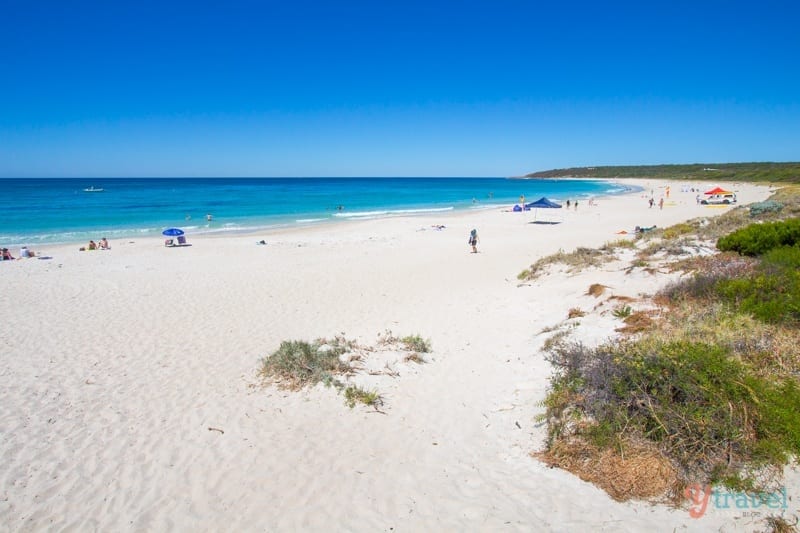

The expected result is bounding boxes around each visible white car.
[701,193,737,205]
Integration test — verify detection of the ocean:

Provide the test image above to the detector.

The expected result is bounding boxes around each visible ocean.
[0,177,634,246]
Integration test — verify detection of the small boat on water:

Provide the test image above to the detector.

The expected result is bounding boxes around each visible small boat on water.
[83,186,104,192]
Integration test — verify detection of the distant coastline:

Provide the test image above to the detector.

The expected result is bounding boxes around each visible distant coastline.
[522,162,800,183]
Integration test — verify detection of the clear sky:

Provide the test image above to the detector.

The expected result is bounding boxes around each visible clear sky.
[1,0,798,177]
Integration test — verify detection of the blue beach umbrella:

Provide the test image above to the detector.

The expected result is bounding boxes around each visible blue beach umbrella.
[162,227,185,237]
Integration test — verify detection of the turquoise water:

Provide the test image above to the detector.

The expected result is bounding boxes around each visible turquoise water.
[0,178,635,246]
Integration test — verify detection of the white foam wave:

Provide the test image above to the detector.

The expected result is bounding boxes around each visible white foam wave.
[333,206,454,219]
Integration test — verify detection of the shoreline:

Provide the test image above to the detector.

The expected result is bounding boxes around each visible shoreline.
[1,178,786,531]
[1,178,638,249]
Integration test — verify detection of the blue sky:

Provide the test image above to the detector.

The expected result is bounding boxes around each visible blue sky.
[1,0,798,177]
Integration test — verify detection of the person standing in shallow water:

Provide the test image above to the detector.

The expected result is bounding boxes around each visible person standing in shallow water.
[468,228,479,253]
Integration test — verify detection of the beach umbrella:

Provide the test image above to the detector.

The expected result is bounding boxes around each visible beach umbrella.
[162,227,185,236]
[525,197,562,222]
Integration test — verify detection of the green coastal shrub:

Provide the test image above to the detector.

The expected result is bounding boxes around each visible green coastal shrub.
[716,246,800,324]
[544,340,800,485]
[716,218,800,256]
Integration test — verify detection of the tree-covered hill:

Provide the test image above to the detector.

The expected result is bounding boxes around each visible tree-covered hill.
[524,162,800,183]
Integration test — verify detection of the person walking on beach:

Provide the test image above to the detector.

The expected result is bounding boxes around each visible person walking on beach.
[468,228,479,253]
[659,197,664,210]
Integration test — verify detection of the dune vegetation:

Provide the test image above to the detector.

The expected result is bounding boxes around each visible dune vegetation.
[534,186,800,505]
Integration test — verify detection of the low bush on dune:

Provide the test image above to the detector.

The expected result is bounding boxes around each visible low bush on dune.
[716,246,800,324]
[538,197,800,504]
[668,227,800,324]
[716,218,800,256]
[749,200,784,218]
[541,338,800,495]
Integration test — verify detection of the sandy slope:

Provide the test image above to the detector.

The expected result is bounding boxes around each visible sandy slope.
[1,179,795,531]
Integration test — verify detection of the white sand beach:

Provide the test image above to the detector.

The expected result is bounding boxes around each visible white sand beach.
[2,180,796,531]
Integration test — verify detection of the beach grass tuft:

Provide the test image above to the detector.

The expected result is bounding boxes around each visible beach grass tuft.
[542,329,571,352]
[764,515,799,533]
[602,238,636,250]
[611,305,632,318]
[537,438,677,502]
[520,247,615,281]
[616,310,654,334]
[587,283,608,297]
[343,385,384,409]
[403,352,426,364]
[567,307,585,319]
[261,331,434,409]
[260,339,352,390]
[400,334,431,353]
[661,222,694,240]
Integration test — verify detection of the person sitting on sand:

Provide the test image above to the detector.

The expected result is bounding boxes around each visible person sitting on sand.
[88,240,97,250]
[1,248,14,260]
[99,237,109,250]
[20,246,35,258]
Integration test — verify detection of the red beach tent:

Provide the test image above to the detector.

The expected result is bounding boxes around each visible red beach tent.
[704,186,732,195]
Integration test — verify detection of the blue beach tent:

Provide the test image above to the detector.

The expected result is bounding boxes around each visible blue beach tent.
[525,197,563,222]
[525,197,562,209]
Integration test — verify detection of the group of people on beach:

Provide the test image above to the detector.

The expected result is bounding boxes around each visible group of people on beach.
[1,246,36,260]
[80,238,109,251]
